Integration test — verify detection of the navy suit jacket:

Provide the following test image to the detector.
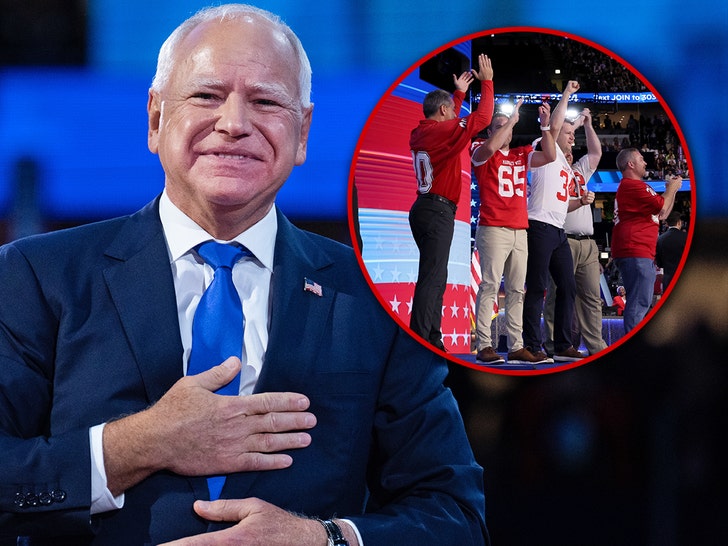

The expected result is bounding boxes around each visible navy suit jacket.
[0,198,488,545]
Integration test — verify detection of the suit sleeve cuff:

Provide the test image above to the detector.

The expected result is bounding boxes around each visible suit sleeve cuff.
[89,423,125,515]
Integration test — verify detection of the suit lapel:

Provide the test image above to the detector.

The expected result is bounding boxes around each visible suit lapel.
[221,211,336,502]
[256,211,336,391]
[102,198,184,404]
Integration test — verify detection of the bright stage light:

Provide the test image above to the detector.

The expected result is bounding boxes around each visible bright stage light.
[498,102,514,116]
[566,108,580,121]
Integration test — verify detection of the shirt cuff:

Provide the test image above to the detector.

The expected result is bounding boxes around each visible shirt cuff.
[89,423,125,515]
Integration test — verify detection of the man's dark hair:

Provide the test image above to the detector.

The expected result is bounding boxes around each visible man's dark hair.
[423,89,453,118]
[666,211,683,226]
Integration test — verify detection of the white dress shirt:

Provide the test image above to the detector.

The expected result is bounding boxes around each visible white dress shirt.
[161,190,276,392]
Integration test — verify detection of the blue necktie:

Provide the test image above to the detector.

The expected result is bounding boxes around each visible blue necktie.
[187,241,250,500]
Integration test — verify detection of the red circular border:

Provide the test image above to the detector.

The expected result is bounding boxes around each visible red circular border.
[347,26,696,376]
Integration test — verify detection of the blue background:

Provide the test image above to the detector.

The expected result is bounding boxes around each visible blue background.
[1,0,726,222]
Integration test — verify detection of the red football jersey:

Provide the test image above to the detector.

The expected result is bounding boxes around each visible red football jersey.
[611,177,665,259]
[409,81,494,204]
[471,142,532,229]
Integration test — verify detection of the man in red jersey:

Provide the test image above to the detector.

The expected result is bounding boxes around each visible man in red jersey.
[470,98,556,366]
[408,53,494,350]
[611,148,681,332]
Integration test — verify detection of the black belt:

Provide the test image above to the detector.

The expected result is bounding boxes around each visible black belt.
[567,234,592,240]
[417,192,457,212]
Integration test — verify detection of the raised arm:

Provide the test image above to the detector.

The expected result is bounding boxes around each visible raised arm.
[530,101,557,168]
[471,52,493,82]
[472,99,523,163]
[466,53,495,132]
[658,174,682,220]
[453,71,474,94]
[581,108,602,170]
[549,80,580,140]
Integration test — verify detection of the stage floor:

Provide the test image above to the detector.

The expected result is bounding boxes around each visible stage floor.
[451,316,626,371]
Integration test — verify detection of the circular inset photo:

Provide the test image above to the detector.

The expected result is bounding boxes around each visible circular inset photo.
[349,28,695,375]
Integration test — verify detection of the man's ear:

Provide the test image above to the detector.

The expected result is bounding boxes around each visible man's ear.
[295,103,314,166]
[147,89,162,154]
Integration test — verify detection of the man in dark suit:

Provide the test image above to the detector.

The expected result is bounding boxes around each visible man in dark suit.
[0,4,488,545]
[656,210,688,291]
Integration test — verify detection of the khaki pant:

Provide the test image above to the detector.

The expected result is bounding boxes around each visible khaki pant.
[474,225,528,352]
[544,237,608,355]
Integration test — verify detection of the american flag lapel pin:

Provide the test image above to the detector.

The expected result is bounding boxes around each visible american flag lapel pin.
[303,277,323,297]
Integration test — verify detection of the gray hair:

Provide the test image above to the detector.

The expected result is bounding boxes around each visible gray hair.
[616,147,639,172]
[150,4,312,107]
[422,89,453,118]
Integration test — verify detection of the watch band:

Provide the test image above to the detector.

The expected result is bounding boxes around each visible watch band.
[317,518,349,546]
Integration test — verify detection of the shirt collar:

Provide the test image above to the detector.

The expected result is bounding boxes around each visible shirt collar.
[159,190,277,272]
